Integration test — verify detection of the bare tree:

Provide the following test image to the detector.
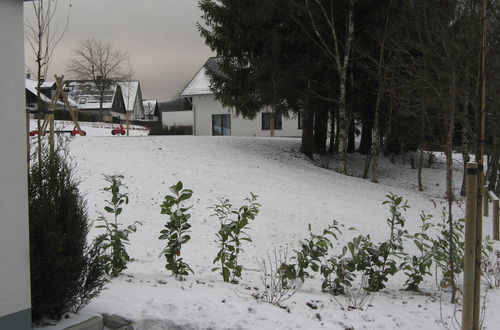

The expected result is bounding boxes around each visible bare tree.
[25,0,71,158]
[67,38,133,121]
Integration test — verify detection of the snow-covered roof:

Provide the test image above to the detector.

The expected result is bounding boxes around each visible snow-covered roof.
[117,81,140,112]
[25,79,55,103]
[180,57,221,97]
[64,80,118,110]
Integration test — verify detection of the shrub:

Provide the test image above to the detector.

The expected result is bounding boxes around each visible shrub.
[29,143,106,323]
[159,181,194,277]
[403,212,433,291]
[148,123,193,135]
[257,248,301,305]
[96,175,140,277]
[211,193,261,283]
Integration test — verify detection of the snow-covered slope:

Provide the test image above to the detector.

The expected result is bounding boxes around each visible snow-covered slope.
[54,136,499,329]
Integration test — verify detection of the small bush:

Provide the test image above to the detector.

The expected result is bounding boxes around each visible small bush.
[211,193,261,283]
[149,123,193,135]
[257,248,301,305]
[96,174,140,277]
[159,181,194,278]
[29,142,107,323]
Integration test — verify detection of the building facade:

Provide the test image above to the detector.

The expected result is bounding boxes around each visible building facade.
[181,58,302,137]
[0,1,32,329]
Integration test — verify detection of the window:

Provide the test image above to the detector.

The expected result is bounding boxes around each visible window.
[212,114,231,136]
[262,112,282,130]
[297,112,304,129]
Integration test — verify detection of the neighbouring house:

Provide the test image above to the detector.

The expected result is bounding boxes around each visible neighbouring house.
[159,98,193,128]
[117,81,145,120]
[180,57,303,137]
[64,80,145,121]
[0,1,32,329]
[25,78,65,111]
[142,99,160,121]
[64,80,127,121]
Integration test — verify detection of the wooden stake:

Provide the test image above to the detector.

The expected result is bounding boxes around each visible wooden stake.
[462,162,478,330]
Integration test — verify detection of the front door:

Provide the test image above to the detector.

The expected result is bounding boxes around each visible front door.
[212,114,231,136]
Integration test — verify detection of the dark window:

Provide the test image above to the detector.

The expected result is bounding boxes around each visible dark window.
[298,112,303,129]
[262,112,282,130]
[212,114,231,136]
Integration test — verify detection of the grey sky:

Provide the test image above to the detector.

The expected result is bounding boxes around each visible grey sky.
[24,0,214,101]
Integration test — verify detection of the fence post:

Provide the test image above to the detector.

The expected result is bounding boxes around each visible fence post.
[462,162,478,330]
[483,186,489,217]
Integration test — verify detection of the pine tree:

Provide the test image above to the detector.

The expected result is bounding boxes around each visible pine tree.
[29,143,106,323]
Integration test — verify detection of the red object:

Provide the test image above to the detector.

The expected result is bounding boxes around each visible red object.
[29,130,39,136]
[111,124,126,136]
[71,129,86,136]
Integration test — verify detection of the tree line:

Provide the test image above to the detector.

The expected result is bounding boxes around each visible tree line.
[197,0,500,195]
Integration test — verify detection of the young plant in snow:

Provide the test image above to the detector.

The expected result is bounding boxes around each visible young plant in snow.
[280,222,341,286]
[159,181,194,278]
[97,174,140,277]
[211,193,260,283]
[257,247,301,305]
[403,212,433,291]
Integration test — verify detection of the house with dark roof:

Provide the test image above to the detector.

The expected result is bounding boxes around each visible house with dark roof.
[180,57,302,137]
[64,80,127,121]
[25,79,64,111]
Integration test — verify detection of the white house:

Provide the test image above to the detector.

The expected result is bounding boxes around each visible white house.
[0,1,32,329]
[180,57,303,137]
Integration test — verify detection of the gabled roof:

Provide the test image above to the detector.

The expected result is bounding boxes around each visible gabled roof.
[25,79,56,103]
[180,57,221,97]
[117,81,140,112]
[64,80,118,110]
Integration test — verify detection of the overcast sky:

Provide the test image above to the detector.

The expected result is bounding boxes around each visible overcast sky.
[24,0,214,101]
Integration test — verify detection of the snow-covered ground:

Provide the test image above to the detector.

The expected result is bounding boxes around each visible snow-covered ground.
[38,126,500,329]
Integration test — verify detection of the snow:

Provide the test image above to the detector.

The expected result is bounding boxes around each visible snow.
[180,66,212,97]
[39,135,500,329]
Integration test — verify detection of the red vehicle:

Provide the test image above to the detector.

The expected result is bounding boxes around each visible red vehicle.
[29,128,86,136]
[111,124,126,136]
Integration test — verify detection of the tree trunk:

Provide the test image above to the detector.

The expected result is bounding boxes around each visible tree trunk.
[300,108,315,159]
[418,149,424,191]
[347,117,356,153]
[359,115,372,155]
[446,73,457,304]
[461,152,471,196]
[328,107,336,154]
[337,69,349,174]
[314,106,328,154]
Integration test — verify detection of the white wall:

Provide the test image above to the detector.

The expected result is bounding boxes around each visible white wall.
[162,111,193,127]
[192,95,302,137]
[0,0,31,327]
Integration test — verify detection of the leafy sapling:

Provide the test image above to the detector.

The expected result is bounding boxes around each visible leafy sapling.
[211,193,261,283]
[97,174,141,277]
[403,212,433,291]
[159,181,194,278]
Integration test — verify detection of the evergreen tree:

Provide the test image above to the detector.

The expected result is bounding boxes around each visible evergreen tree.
[29,142,106,323]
